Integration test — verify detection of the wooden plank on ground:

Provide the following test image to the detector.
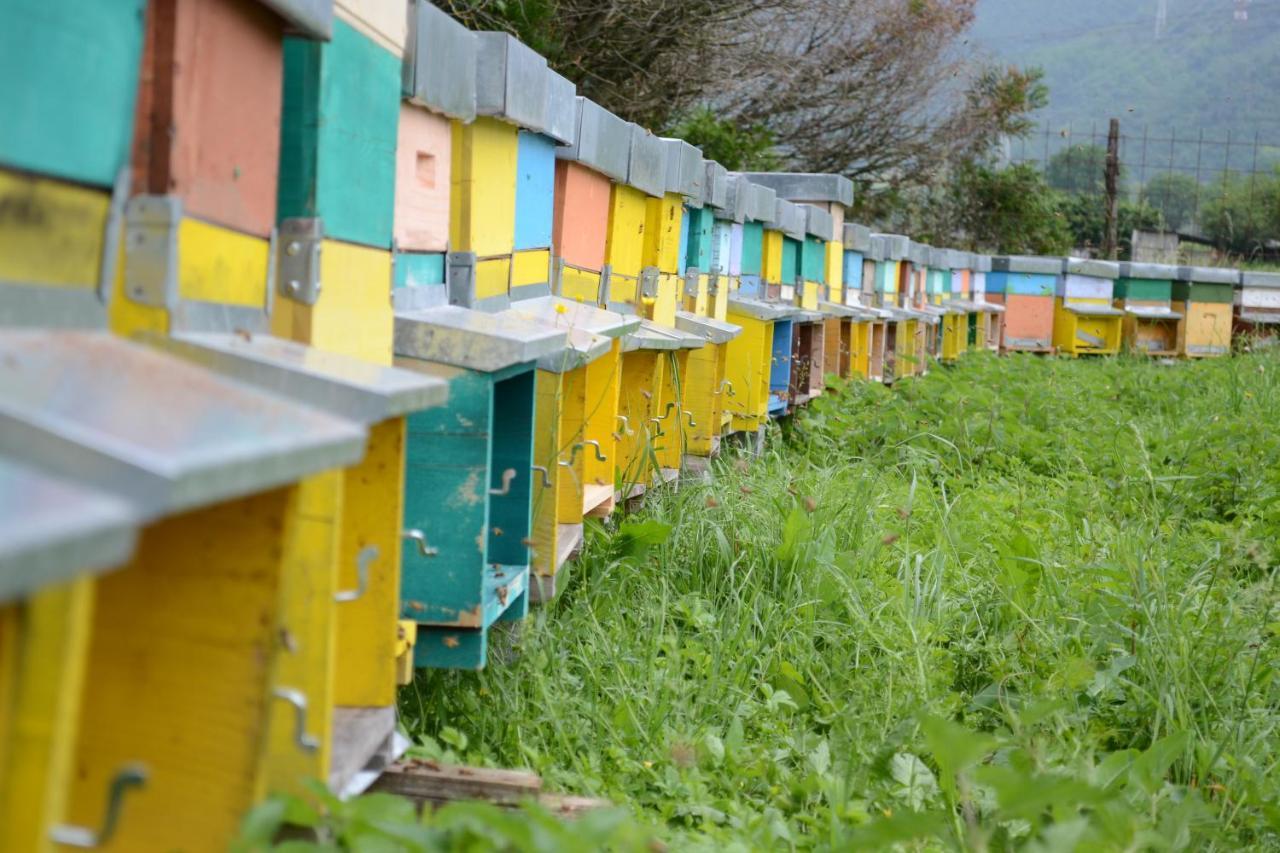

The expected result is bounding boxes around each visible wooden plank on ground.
[370,760,610,815]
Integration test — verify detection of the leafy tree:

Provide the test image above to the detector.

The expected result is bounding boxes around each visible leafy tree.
[1045,143,1119,196]
[667,108,781,172]
[1200,170,1280,258]
[1142,173,1199,232]
[949,163,1071,255]
[1054,193,1160,258]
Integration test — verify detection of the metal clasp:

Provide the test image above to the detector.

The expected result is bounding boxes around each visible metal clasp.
[272,687,319,753]
[50,765,148,848]
[123,195,181,308]
[276,218,323,305]
[335,545,379,603]
[716,379,735,397]
[403,529,439,557]
[616,415,634,436]
[530,465,552,488]
[569,440,607,463]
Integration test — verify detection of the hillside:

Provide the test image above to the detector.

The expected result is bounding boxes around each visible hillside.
[971,0,1280,151]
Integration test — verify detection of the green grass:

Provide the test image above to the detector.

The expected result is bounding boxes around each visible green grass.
[245,351,1280,851]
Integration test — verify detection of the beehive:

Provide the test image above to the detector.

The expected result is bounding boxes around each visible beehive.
[1054,258,1124,356]
[1173,266,1236,358]
[1114,262,1182,356]
[989,255,1060,353]
[1235,271,1280,345]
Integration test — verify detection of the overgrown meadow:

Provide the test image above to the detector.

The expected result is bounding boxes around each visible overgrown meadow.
[244,351,1280,851]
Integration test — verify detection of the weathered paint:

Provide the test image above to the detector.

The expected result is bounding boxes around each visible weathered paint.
[643,193,685,325]
[133,0,284,237]
[68,489,293,849]
[605,185,649,280]
[655,351,691,473]
[0,580,95,853]
[582,341,622,512]
[532,369,575,589]
[398,360,535,669]
[616,351,663,491]
[553,161,611,273]
[280,19,400,248]
[394,105,452,252]
[271,239,394,366]
[0,0,146,187]
[0,168,110,291]
[1173,281,1234,357]
[261,470,343,794]
[723,311,772,432]
[682,342,726,456]
[988,272,1056,352]
[769,319,793,415]
[514,132,556,252]
[395,251,447,288]
[109,216,271,337]
[739,222,764,277]
[334,418,409,707]
[823,318,850,379]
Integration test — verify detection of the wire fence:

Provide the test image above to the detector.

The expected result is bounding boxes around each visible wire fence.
[999,121,1280,239]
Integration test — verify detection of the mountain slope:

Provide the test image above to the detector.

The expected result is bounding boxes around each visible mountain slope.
[970,0,1280,141]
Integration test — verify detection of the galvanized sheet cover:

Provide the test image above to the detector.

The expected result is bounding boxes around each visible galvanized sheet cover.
[530,325,611,372]
[475,32,548,132]
[803,205,835,242]
[557,98,630,182]
[1179,266,1239,284]
[1065,257,1120,279]
[1242,271,1280,288]
[505,295,641,338]
[865,236,886,262]
[992,255,1063,275]
[703,161,729,211]
[727,295,792,321]
[394,305,566,373]
[737,172,854,207]
[907,242,930,266]
[543,69,577,145]
[874,234,910,261]
[776,200,806,240]
[0,331,367,519]
[674,310,741,344]
[1240,311,1280,324]
[153,332,450,423]
[974,254,993,273]
[818,301,860,318]
[626,125,668,198]
[403,0,476,120]
[260,0,333,40]
[0,457,138,604]
[947,250,974,271]
[721,175,750,223]
[747,182,778,224]
[660,138,705,201]
[1119,262,1178,280]
[843,223,872,252]
[621,319,693,352]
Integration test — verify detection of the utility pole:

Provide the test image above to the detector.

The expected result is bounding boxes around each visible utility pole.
[1103,118,1120,260]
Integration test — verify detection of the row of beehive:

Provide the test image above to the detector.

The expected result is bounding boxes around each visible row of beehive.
[3,1,1279,850]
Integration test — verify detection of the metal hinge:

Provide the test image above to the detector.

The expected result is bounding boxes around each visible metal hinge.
[276,218,323,305]
[707,271,721,297]
[598,263,613,305]
[123,195,181,308]
[683,268,699,300]
[446,251,477,308]
[639,266,660,301]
